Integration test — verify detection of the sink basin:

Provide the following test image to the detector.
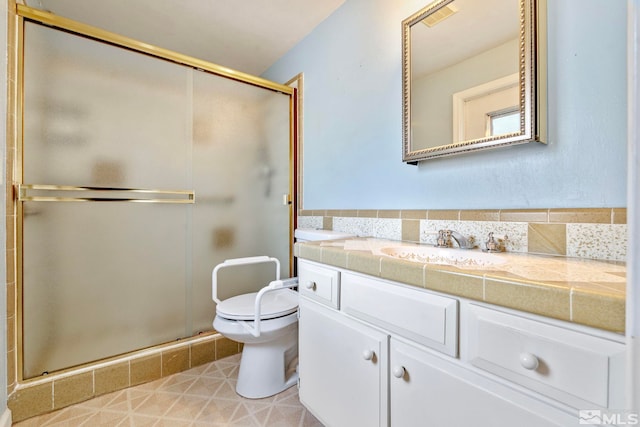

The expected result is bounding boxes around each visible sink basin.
[378,246,507,269]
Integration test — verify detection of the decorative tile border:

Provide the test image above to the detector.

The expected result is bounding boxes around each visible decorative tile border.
[298,208,627,262]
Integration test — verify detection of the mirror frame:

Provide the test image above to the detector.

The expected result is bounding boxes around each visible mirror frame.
[402,0,546,163]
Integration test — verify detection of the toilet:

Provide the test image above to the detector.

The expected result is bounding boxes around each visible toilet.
[211,229,354,399]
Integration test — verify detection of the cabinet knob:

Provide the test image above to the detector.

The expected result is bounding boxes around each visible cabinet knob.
[362,349,375,361]
[392,366,405,378]
[305,281,316,291]
[519,352,539,370]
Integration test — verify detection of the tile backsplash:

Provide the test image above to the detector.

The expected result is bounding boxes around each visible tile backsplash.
[298,208,627,262]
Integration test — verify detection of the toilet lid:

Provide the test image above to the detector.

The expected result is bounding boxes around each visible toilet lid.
[216,289,298,321]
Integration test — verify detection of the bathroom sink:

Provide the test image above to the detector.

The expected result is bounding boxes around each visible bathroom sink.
[378,246,507,269]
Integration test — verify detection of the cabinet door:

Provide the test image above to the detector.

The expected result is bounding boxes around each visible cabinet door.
[390,338,573,427]
[299,298,388,427]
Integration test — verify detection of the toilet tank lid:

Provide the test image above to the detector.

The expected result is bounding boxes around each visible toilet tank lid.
[294,228,355,241]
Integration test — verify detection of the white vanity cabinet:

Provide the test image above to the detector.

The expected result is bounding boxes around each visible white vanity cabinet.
[298,298,388,427]
[296,259,625,427]
[297,260,388,426]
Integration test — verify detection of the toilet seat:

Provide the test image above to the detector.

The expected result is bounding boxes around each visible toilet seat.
[216,288,298,321]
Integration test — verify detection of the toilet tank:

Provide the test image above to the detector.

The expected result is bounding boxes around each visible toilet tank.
[294,228,355,242]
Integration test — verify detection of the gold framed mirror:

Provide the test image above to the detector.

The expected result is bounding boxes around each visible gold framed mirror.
[402,0,546,163]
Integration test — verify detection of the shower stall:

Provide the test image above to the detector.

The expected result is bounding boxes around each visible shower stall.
[17,8,295,379]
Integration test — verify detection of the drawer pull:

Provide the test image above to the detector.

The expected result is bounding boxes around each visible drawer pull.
[519,352,539,370]
[392,366,405,379]
[362,349,375,361]
[305,281,317,291]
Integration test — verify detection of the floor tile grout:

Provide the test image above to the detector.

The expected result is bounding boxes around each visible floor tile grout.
[15,354,323,427]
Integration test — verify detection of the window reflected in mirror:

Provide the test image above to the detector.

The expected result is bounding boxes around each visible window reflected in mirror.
[487,108,520,137]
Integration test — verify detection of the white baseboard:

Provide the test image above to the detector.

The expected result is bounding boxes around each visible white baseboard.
[0,408,11,427]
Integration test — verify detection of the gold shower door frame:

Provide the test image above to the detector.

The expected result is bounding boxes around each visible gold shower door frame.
[15,5,297,381]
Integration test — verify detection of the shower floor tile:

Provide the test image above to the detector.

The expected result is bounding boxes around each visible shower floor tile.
[14,354,324,427]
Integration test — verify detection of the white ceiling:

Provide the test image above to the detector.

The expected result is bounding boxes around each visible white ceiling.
[26,0,346,76]
[411,0,519,78]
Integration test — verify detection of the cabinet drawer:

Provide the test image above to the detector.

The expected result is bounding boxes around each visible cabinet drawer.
[341,272,458,357]
[297,260,340,308]
[466,304,625,409]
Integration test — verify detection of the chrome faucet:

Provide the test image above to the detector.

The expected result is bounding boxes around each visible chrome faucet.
[435,229,474,249]
[447,230,474,249]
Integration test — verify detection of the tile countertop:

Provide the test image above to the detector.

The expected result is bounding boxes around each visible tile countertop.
[294,237,626,334]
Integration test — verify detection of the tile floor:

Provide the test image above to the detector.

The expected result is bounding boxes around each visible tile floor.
[14,354,323,426]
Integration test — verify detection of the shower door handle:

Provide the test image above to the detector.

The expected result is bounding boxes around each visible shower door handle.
[17,184,195,204]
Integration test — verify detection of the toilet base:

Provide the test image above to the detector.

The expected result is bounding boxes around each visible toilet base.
[235,324,299,399]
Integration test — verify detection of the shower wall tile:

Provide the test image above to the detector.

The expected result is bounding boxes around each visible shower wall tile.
[6,278,15,323]
[9,333,239,422]
[6,309,14,355]
[7,349,16,392]
[191,340,217,367]
[215,336,241,360]
[131,354,162,387]
[95,362,130,396]
[162,347,190,376]
[8,382,53,421]
[53,372,94,410]
[5,213,14,253]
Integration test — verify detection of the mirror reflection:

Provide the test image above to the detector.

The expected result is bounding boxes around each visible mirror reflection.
[402,0,545,162]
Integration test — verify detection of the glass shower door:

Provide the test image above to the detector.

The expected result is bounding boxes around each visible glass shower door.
[21,22,193,378]
[20,20,293,379]
[189,70,292,333]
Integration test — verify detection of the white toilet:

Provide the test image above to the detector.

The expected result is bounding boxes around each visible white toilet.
[211,229,354,399]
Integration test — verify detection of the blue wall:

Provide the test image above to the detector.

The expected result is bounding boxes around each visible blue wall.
[263,0,627,210]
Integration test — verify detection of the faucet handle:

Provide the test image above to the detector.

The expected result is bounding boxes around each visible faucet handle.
[483,232,507,252]
[436,230,450,247]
